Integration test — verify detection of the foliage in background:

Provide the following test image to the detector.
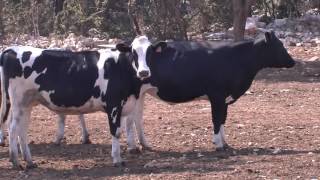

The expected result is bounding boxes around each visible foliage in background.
[0,0,318,41]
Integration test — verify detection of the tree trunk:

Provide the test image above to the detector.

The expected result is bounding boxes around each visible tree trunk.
[0,0,4,40]
[128,0,145,35]
[232,0,249,41]
[54,0,65,15]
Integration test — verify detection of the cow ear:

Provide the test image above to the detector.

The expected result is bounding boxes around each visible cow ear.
[264,31,273,43]
[116,43,131,53]
[153,41,167,53]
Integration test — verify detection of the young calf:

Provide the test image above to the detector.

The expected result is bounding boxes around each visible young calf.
[125,32,296,151]
[0,36,151,169]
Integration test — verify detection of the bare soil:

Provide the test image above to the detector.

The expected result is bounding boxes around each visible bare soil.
[0,46,319,179]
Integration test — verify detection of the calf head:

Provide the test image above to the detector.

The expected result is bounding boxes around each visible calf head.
[256,31,295,68]
[116,36,159,80]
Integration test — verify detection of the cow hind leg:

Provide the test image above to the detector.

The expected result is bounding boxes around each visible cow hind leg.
[9,110,23,169]
[78,114,90,144]
[133,96,151,150]
[54,114,66,145]
[0,126,5,146]
[17,108,36,169]
[209,96,229,151]
[125,116,140,154]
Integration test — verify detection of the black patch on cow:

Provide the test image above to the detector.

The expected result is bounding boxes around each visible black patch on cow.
[23,66,33,79]
[22,51,32,63]
[32,50,101,107]
[2,50,23,79]
[0,50,23,124]
[93,86,101,98]
[103,57,116,79]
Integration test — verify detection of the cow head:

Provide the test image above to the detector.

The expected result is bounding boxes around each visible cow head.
[256,31,295,68]
[116,36,155,80]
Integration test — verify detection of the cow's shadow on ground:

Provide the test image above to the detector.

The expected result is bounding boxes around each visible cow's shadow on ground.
[256,60,320,83]
[1,143,319,177]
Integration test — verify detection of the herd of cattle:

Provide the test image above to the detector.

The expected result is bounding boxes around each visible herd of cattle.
[0,31,295,170]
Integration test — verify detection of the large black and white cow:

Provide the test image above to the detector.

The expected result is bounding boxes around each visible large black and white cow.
[124,31,296,152]
[0,61,90,146]
[0,36,152,169]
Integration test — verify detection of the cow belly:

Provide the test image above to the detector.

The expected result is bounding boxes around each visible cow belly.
[147,88,208,105]
[37,94,104,114]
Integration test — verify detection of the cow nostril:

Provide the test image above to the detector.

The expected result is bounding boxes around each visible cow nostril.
[138,70,150,78]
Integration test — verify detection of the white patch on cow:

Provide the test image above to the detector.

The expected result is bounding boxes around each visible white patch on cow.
[213,125,224,148]
[131,36,151,78]
[111,107,118,124]
[225,95,234,104]
[195,95,209,101]
[95,49,119,96]
[207,50,213,54]
[220,125,226,143]
[7,46,44,68]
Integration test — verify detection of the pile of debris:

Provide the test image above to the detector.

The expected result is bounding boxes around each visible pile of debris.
[0,33,121,51]
[205,12,320,48]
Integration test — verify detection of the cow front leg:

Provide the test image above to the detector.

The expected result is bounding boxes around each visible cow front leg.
[78,114,90,144]
[54,114,66,145]
[107,106,125,167]
[133,95,151,150]
[111,135,124,166]
[210,96,229,151]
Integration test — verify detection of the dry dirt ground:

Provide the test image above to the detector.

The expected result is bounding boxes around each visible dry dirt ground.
[0,46,319,179]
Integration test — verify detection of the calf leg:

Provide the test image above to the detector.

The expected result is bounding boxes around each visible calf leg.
[78,114,90,144]
[210,96,228,151]
[54,114,65,144]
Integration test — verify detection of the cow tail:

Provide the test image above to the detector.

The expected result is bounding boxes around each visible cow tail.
[0,51,10,126]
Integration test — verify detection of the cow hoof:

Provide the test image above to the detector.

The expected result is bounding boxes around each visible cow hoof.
[0,141,5,147]
[81,138,91,144]
[128,148,141,154]
[224,143,232,150]
[53,141,61,146]
[12,164,24,171]
[141,145,152,151]
[216,147,226,152]
[113,161,126,167]
[26,163,38,169]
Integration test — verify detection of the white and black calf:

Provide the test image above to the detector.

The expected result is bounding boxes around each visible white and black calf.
[0,36,150,169]
[125,32,296,151]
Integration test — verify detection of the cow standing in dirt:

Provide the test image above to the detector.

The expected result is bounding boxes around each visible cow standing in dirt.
[124,32,296,151]
[0,36,152,169]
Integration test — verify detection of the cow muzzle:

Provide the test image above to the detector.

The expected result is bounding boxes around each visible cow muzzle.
[138,70,150,79]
